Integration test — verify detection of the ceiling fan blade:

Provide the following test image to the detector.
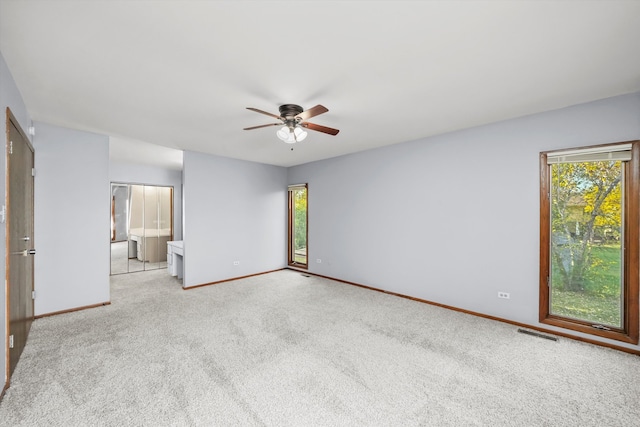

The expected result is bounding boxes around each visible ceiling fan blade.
[243,123,282,130]
[300,122,340,136]
[295,104,328,121]
[246,107,283,120]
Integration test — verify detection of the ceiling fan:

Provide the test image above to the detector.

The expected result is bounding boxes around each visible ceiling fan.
[244,104,340,144]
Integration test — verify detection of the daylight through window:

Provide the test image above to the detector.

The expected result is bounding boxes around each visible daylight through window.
[540,142,639,344]
[288,184,308,268]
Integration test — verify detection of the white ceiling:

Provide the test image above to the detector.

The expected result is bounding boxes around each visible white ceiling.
[1,1,639,169]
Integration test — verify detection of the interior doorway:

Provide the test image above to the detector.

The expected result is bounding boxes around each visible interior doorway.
[110,183,173,275]
[6,108,35,382]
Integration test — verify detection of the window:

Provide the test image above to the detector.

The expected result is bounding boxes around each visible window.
[288,184,308,268]
[540,141,639,344]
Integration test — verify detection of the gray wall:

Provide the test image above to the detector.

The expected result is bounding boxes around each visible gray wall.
[288,92,640,351]
[182,151,287,288]
[0,51,32,388]
[33,122,110,316]
[109,159,183,241]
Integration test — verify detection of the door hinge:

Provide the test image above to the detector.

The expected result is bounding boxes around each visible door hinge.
[0,205,5,223]
[546,276,549,286]
[32,168,36,177]
[32,290,36,300]
[9,335,14,349]
[8,140,13,154]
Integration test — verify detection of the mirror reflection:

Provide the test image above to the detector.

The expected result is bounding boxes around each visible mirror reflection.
[110,183,173,275]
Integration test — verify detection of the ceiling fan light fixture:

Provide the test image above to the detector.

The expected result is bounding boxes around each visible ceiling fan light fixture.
[294,126,307,142]
[276,126,290,141]
[284,131,297,144]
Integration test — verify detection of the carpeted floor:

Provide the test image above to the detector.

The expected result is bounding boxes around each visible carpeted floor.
[1,269,639,426]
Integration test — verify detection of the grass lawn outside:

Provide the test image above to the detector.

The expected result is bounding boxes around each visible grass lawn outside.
[551,244,622,327]
[551,289,621,327]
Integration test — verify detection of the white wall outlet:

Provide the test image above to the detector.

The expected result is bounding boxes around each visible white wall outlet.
[233,260,240,266]
[316,259,322,263]
[498,292,510,299]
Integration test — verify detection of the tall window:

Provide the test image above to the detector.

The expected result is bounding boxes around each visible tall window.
[288,184,308,268]
[540,142,639,344]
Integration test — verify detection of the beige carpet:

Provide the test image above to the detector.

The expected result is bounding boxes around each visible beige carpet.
[1,269,639,426]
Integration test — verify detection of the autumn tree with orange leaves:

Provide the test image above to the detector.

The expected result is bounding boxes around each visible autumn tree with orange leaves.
[551,161,622,292]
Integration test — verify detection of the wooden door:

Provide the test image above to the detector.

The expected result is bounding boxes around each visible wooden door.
[6,108,35,381]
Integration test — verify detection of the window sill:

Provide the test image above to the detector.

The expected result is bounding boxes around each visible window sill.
[541,316,638,345]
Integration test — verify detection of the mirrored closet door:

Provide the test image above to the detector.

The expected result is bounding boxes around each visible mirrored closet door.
[110,183,173,275]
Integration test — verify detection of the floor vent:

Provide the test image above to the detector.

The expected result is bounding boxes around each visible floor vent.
[517,328,558,341]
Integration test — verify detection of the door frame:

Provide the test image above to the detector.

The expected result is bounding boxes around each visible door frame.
[4,107,35,390]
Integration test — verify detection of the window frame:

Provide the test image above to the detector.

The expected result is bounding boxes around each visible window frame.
[288,183,308,269]
[539,141,639,344]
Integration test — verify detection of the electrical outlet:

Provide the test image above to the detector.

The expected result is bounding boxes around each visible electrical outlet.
[498,292,510,299]
[316,259,322,263]
[233,260,240,266]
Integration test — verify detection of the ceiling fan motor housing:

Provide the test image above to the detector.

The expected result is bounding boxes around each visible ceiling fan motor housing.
[279,104,304,120]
